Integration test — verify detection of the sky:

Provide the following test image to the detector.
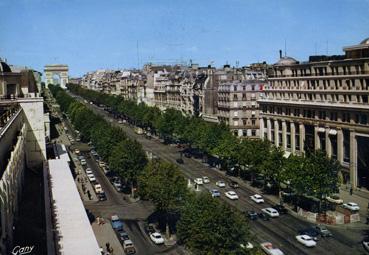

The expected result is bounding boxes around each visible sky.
[0,0,369,77]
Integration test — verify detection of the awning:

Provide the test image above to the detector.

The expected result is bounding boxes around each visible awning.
[329,129,337,135]
[318,127,325,132]
[251,111,256,115]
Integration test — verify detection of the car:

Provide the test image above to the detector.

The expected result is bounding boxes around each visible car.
[74,149,80,155]
[260,242,284,255]
[113,180,122,191]
[326,195,344,204]
[202,176,210,184]
[216,180,226,188]
[225,191,239,200]
[343,202,360,211]
[119,231,130,241]
[98,161,106,168]
[94,184,103,194]
[240,242,254,250]
[85,168,93,175]
[210,189,220,198]
[362,240,369,252]
[246,211,258,220]
[78,155,85,161]
[123,239,136,254]
[87,173,96,182]
[150,232,164,245]
[295,235,317,247]
[298,228,319,241]
[258,212,271,221]
[80,159,87,166]
[146,223,155,234]
[176,158,184,164]
[194,178,203,185]
[313,225,332,237]
[272,204,288,214]
[91,150,98,157]
[97,192,107,201]
[250,194,264,203]
[111,215,123,231]
[229,181,239,188]
[261,208,279,218]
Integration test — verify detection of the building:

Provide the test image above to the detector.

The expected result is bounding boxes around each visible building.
[258,37,369,189]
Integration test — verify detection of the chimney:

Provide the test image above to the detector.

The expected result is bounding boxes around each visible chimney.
[279,50,282,59]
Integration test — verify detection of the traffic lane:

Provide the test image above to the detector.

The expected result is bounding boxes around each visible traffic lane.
[85,153,124,205]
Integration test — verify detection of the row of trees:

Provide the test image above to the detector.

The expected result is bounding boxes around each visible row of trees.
[49,85,255,254]
[49,85,147,196]
[67,83,341,210]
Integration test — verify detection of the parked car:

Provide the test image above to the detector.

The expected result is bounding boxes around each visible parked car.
[313,225,332,237]
[80,159,87,166]
[97,191,107,201]
[74,149,80,155]
[210,189,220,198]
[250,194,264,203]
[298,228,319,241]
[229,181,239,188]
[85,168,93,175]
[119,231,130,241]
[258,212,271,221]
[87,173,96,182]
[247,211,258,221]
[194,178,203,185]
[202,176,210,184]
[343,202,360,211]
[94,184,103,194]
[146,223,155,234]
[216,180,226,188]
[98,161,106,168]
[111,215,123,231]
[123,239,136,254]
[261,208,279,218]
[326,195,343,204]
[150,232,164,245]
[260,242,284,255]
[225,191,239,200]
[272,204,288,214]
[296,235,317,247]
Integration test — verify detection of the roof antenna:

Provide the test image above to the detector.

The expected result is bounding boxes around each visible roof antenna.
[284,39,287,57]
[326,40,329,55]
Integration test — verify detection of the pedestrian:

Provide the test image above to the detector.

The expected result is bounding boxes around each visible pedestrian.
[87,190,92,200]
[105,242,110,251]
[350,187,353,195]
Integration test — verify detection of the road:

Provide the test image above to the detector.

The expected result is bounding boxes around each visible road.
[70,92,367,255]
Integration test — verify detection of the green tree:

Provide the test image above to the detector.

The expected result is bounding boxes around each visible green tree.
[177,193,252,255]
[109,139,147,196]
[138,160,187,237]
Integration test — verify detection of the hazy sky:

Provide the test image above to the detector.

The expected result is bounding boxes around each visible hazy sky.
[1,0,368,76]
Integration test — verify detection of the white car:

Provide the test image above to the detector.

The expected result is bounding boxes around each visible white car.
[85,168,93,175]
[295,235,317,247]
[87,173,96,182]
[240,242,254,250]
[150,232,164,245]
[326,195,343,204]
[80,159,87,166]
[202,176,210,184]
[260,242,284,255]
[343,202,360,211]
[216,180,226,188]
[94,184,103,194]
[261,208,279,218]
[225,191,239,200]
[194,178,203,185]
[250,194,264,203]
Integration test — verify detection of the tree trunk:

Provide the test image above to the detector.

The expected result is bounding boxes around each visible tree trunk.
[166,222,170,239]
[131,181,134,197]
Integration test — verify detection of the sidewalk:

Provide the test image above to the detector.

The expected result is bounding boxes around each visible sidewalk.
[339,185,369,222]
[92,220,124,255]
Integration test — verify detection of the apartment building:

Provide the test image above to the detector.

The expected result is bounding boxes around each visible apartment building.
[258,37,369,189]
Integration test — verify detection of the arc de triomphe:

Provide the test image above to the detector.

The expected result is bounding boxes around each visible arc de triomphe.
[44,64,69,89]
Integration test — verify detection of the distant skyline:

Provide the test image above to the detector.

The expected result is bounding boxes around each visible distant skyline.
[1,0,369,77]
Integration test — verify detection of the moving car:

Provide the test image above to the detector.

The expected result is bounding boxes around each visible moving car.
[210,189,220,198]
[123,239,136,254]
[260,242,284,255]
[225,191,239,200]
[298,228,319,241]
[261,208,279,218]
[111,215,123,231]
[343,202,360,211]
[272,204,288,214]
[216,180,226,188]
[250,194,264,203]
[229,181,239,188]
[246,211,258,221]
[150,232,164,245]
[314,225,332,237]
[202,176,210,184]
[295,235,317,247]
[194,178,203,185]
[258,212,271,221]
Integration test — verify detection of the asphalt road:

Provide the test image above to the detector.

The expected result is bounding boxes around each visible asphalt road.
[69,93,368,255]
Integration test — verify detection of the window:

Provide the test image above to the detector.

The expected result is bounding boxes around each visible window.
[234,111,238,117]
[252,130,256,136]
[233,94,238,100]
[234,85,237,91]
[252,119,256,126]
[234,120,239,126]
